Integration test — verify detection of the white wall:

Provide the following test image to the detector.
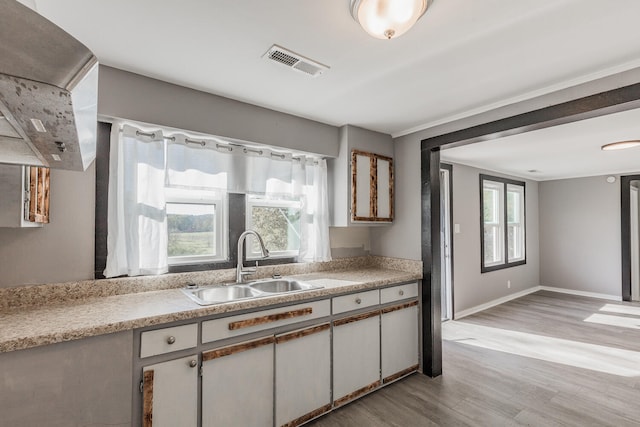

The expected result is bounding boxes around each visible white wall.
[450,163,540,314]
[0,166,96,287]
[539,175,621,297]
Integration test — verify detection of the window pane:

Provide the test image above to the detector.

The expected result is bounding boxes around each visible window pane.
[250,205,301,255]
[483,180,504,266]
[483,189,496,223]
[167,203,216,257]
[507,184,525,262]
[484,224,503,266]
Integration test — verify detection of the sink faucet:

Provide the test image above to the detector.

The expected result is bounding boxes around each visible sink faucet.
[236,230,270,283]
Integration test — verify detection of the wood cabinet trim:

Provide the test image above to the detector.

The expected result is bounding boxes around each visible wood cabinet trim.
[275,323,330,345]
[227,307,313,331]
[333,380,381,407]
[202,336,275,361]
[351,150,394,222]
[142,369,154,427]
[381,300,419,314]
[28,166,50,224]
[382,365,419,384]
[333,309,380,327]
[280,403,332,427]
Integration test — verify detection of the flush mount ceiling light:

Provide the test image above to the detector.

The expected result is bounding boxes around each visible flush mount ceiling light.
[601,140,640,151]
[350,0,431,40]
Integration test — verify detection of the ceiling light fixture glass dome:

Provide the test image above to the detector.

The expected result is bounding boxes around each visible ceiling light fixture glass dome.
[601,140,640,151]
[350,0,431,40]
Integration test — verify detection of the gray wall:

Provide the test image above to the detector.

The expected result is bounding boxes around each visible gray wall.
[539,175,621,297]
[99,65,340,157]
[0,166,95,287]
[450,163,540,314]
[329,226,371,258]
[0,66,353,288]
[370,134,421,260]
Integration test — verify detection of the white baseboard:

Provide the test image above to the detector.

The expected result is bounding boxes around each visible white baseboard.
[454,286,541,319]
[454,285,622,319]
[539,286,621,301]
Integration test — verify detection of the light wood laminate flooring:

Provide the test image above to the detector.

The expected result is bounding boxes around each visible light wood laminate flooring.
[308,291,640,426]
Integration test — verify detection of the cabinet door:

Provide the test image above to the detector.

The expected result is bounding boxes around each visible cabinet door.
[142,355,198,427]
[275,324,331,427]
[202,336,274,427]
[351,150,393,223]
[381,301,419,383]
[332,310,381,406]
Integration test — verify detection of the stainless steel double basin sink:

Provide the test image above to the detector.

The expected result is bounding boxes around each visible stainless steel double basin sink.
[182,278,323,306]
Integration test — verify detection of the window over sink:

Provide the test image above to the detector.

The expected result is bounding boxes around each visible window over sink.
[100,122,331,279]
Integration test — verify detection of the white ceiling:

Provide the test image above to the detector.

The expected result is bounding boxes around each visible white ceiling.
[23,0,640,138]
[441,107,640,181]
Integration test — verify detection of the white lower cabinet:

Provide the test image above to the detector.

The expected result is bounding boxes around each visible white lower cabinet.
[275,324,331,426]
[332,310,381,406]
[142,355,199,427]
[201,336,275,427]
[137,282,420,426]
[381,301,420,382]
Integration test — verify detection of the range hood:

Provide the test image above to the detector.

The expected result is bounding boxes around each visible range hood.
[0,0,98,171]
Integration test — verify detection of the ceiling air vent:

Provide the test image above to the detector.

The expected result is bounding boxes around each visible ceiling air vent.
[263,45,329,77]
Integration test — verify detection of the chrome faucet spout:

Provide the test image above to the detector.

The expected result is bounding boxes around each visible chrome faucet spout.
[236,230,269,283]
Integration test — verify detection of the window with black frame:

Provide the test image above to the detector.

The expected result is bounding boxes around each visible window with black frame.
[480,174,526,272]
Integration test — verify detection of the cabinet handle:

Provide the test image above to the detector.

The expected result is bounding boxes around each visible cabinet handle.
[166,336,176,345]
[355,298,362,304]
[189,359,198,368]
[227,308,313,330]
[399,290,404,296]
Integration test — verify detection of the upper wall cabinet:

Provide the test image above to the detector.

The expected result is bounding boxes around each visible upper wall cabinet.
[351,150,393,222]
[0,164,49,228]
[328,125,394,227]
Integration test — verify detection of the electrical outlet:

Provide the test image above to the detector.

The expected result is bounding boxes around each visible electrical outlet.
[507,280,511,289]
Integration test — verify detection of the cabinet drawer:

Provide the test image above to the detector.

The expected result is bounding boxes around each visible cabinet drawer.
[380,282,418,304]
[140,323,198,358]
[332,290,379,315]
[202,299,331,343]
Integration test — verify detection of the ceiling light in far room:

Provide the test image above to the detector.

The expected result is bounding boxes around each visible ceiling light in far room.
[601,140,640,151]
[350,0,431,40]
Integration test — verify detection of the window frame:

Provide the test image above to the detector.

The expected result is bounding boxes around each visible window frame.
[480,174,526,273]
[245,195,302,260]
[165,188,228,266]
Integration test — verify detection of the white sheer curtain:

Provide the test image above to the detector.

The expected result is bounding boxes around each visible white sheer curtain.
[105,122,331,277]
[104,124,168,278]
[296,159,331,262]
[167,134,331,261]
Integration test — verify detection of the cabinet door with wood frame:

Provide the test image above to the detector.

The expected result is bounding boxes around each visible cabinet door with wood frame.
[351,150,393,223]
[332,310,381,406]
[275,324,332,427]
[201,337,274,427]
[381,301,419,383]
[141,355,198,427]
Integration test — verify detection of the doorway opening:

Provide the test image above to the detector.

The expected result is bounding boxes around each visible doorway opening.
[621,175,640,301]
[440,164,453,320]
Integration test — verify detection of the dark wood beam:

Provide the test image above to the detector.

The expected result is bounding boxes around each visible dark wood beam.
[420,81,640,377]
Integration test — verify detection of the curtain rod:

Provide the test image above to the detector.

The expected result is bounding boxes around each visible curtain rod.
[124,128,317,163]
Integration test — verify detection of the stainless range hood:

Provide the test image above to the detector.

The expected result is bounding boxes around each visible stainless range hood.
[0,0,98,171]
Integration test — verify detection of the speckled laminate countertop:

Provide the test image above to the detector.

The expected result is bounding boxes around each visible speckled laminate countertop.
[0,265,421,353]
